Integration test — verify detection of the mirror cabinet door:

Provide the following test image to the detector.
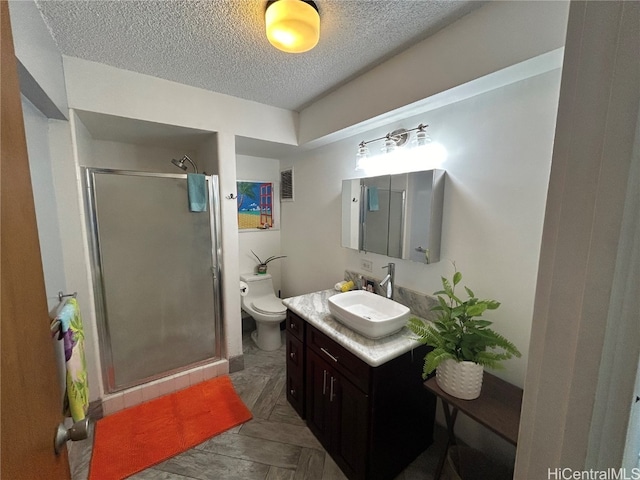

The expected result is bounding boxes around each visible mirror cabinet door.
[405,170,436,263]
[388,174,407,258]
[361,175,391,256]
[341,169,444,264]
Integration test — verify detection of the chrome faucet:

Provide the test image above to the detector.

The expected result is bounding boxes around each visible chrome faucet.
[379,263,395,299]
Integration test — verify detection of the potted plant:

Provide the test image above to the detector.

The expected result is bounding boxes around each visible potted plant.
[407,267,521,400]
[251,250,286,274]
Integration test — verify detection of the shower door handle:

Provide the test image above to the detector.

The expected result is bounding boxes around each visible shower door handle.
[210,266,217,280]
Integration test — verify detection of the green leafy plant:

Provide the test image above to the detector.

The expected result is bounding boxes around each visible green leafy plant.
[251,250,287,266]
[407,267,521,379]
[251,250,287,273]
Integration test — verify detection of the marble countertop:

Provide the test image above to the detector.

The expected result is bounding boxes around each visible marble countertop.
[282,289,424,367]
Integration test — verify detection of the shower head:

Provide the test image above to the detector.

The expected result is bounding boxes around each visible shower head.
[171,155,198,173]
[171,158,188,171]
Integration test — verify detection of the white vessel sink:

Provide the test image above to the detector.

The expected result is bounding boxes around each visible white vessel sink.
[328,290,411,339]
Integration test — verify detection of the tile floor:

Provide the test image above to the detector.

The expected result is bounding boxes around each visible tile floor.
[70,331,446,479]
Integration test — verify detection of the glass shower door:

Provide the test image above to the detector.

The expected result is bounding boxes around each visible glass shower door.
[86,169,221,393]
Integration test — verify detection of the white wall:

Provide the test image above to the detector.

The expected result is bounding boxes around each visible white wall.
[20,98,104,406]
[62,56,298,147]
[193,134,244,363]
[211,132,244,364]
[82,139,194,172]
[236,155,284,294]
[22,98,66,309]
[9,0,68,115]
[21,96,68,399]
[281,70,562,463]
[299,0,569,145]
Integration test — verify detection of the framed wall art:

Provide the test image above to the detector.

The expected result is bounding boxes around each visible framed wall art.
[236,181,280,231]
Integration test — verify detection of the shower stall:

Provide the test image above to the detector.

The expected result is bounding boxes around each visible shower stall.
[83,168,223,394]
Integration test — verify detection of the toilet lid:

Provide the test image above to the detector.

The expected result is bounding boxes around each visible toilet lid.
[252,297,286,315]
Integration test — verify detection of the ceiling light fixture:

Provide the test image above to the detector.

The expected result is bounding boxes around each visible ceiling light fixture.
[356,124,430,161]
[265,0,320,54]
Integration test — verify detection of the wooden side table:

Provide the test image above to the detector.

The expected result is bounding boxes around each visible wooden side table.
[424,372,523,479]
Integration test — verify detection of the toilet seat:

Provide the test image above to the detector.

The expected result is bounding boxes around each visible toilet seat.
[251,297,286,316]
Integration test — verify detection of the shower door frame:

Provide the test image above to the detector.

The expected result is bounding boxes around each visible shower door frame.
[83,168,224,394]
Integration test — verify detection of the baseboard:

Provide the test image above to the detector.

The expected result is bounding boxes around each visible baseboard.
[229,355,245,373]
[88,399,103,421]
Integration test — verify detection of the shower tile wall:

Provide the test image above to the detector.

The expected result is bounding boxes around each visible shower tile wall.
[101,360,229,416]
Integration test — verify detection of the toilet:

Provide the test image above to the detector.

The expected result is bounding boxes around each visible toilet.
[240,273,286,351]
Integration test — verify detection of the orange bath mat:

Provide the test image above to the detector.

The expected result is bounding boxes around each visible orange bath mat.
[89,375,252,479]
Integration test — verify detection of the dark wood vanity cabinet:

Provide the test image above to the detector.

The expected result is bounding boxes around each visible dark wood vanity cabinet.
[286,310,436,480]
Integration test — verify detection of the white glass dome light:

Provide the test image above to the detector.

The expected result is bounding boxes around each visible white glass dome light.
[265,0,320,54]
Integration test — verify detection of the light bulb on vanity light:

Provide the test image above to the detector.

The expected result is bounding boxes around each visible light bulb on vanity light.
[381,136,397,154]
[356,142,369,159]
[413,124,431,147]
[355,142,369,170]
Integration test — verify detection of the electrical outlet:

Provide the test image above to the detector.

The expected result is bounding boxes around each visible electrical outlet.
[361,259,373,272]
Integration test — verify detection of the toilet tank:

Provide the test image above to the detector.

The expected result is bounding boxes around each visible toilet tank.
[240,273,276,297]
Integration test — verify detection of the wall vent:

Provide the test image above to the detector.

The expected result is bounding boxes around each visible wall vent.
[280,168,294,201]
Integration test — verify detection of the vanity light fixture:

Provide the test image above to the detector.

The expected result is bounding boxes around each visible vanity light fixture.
[356,123,430,162]
[265,0,320,53]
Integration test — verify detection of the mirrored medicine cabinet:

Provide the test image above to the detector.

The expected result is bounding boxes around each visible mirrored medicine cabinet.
[341,169,445,264]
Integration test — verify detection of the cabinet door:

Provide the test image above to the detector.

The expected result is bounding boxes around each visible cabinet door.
[307,349,370,479]
[332,372,369,480]
[305,349,333,450]
[286,333,305,418]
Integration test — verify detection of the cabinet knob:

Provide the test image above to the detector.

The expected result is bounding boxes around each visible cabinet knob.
[290,351,296,360]
[290,388,296,396]
[290,322,297,330]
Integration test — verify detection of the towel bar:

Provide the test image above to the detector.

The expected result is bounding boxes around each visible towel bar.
[57,291,77,302]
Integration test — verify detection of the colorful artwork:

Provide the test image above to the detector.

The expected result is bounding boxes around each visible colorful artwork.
[237,181,274,230]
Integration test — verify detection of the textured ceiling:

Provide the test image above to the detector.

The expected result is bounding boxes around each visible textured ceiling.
[35,0,481,112]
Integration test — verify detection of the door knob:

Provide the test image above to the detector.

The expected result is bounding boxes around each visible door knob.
[54,417,91,455]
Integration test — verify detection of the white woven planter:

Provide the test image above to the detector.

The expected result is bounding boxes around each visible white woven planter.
[436,359,484,400]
